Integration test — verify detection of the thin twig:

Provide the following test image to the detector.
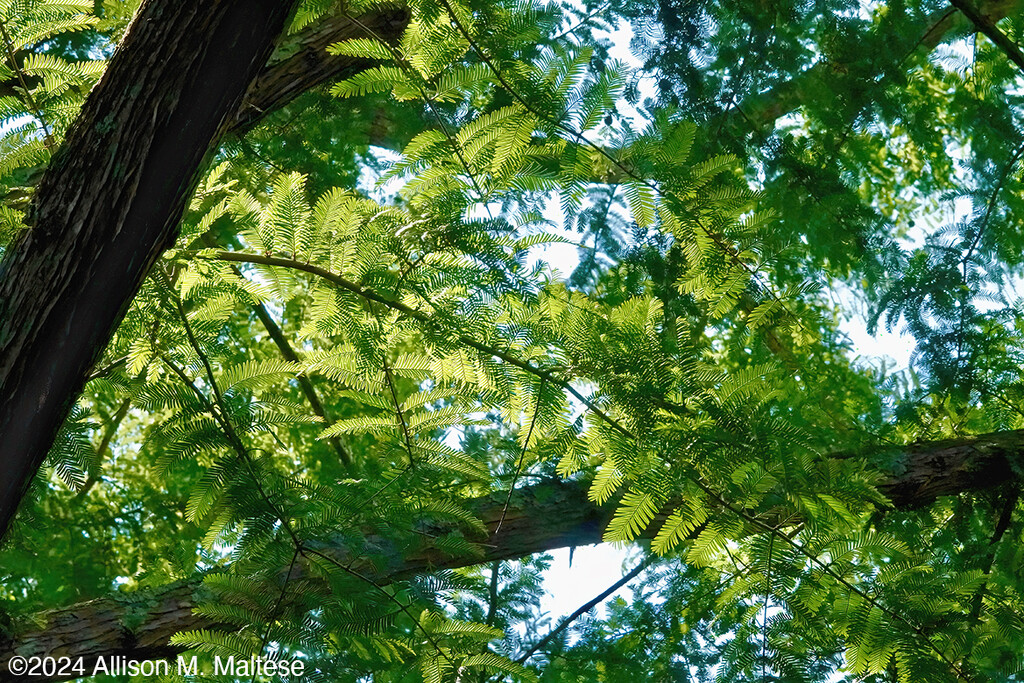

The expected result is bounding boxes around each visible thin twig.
[0,18,54,151]
[382,350,416,468]
[73,397,131,500]
[962,139,1024,269]
[954,138,1024,376]
[252,299,353,468]
[301,546,457,665]
[761,533,773,682]
[85,355,128,383]
[494,378,546,534]
[691,477,971,681]
[203,236,354,468]
[157,272,302,548]
[900,8,958,68]
[550,2,611,43]
[340,9,494,208]
[968,490,1017,622]
[484,560,501,627]
[252,546,302,683]
[515,556,651,663]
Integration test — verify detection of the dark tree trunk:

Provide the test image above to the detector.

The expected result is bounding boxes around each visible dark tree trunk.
[0,0,301,537]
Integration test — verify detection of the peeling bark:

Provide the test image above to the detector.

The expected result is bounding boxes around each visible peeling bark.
[227,7,409,134]
[879,429,1023,508]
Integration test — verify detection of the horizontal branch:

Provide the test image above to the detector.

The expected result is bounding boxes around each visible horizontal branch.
[2,426,1021,680]
[0,479,608,681]
[731,0,1023,133]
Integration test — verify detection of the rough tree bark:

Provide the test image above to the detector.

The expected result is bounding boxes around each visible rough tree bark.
[1,427,1019,681]
[0,1,409,539]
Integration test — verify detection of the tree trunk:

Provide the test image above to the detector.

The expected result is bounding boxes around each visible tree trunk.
[1,426,1020,681]
[0,0,300,538]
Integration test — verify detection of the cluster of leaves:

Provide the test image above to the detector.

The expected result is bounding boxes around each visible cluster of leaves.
[0,0,105,245]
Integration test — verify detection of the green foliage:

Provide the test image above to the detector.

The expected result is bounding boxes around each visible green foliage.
[7,0,1024,681]
[0,0,103,241]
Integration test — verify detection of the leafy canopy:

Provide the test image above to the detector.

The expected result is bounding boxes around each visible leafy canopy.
[2,0,1024,681]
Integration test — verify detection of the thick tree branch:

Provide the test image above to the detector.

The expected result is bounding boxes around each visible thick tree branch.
[0,478,610,681]
[733,0,1024,133]
[876,428,1023,508]
[2,427,1022,680]
[948,0,1024,72]
[227,6,409,134]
